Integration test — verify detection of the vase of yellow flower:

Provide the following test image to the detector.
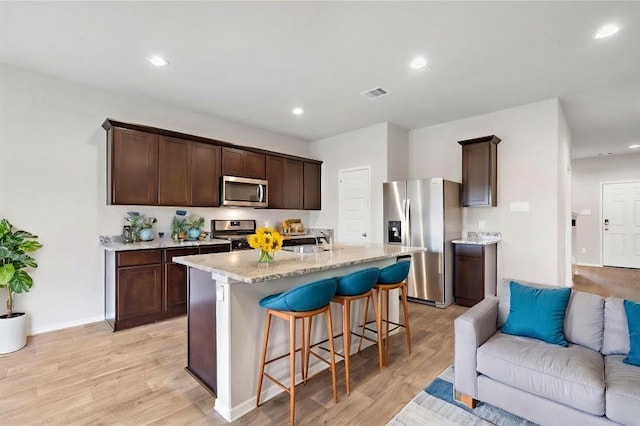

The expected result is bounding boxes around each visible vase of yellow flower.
[248,227,283,265]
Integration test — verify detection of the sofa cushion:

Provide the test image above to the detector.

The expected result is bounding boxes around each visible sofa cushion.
[605,355,640,425]
[477,332,605,416]
[564,290,605,352]
[501,281,571,346]
[603,297,630,355]
[623,299,640,366]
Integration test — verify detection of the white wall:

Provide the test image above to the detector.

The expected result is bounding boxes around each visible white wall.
[409,99,567,287]
[572,152,640,265]
[0,64,312,334]
[308,123,389,244]
[557,104,572,286]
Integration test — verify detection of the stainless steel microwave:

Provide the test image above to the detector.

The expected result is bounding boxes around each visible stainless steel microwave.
[220,176,268,207]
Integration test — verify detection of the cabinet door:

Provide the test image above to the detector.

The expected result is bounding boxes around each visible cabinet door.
[111,128,158,205]
[191,143,221,207]
[158,136,191,206]
[221,147,244,176]
[199,245,231,254]
[283,160,304,209]
[461,140,497,207]
[454,245,484,307]
[165,263,188,314]
[266,155,285,209]
[116,264,162,320]
[303,162,321,210]
[244,152,266,179]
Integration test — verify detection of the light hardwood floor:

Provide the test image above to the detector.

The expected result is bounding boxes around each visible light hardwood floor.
[0,302,467,425]
[572,265,640,301]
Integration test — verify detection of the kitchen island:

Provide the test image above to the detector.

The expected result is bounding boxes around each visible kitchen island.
[173,244,425,422]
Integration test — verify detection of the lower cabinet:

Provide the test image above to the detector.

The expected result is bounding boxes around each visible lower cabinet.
[453,243,497,307]
[105,244,230,331]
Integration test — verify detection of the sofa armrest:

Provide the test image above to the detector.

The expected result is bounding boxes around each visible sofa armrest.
[454,296,499,398]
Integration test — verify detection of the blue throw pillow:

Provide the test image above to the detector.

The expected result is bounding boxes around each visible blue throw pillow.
[623,299,640,367]
[501,281,571,346]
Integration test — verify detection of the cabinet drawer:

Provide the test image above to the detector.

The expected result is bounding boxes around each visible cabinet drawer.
[454,244,483,258]
[117,250,162,267]
[199,245,230,255]
[164,247,199,263]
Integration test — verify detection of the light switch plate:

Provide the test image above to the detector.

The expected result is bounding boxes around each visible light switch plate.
[478,221,486,229]
[580,209,592,216]
[510,202,530,212]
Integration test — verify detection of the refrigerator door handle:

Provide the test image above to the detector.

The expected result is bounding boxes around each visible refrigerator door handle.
[405,199,411,246]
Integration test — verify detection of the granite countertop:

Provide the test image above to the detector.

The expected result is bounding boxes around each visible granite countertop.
[173,244,425,284]
[100,238,231,252]
[452,231,502,246]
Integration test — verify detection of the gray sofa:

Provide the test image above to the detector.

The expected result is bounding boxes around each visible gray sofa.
[454,281,640,425]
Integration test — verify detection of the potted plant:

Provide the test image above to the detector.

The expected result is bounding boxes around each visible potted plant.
[0,219,43,353]
[187,216,205,240]
[172,216,187,241]
[140,216,157,241]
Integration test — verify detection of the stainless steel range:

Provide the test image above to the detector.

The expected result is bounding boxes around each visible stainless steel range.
[211,219,256,251]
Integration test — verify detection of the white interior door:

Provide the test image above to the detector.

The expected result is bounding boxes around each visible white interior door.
[602,181,640,268]
[338,167,371,243]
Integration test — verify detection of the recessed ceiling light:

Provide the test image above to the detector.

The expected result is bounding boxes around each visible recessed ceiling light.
[594,24,620,39]
[410,56,428,69]
[148,55,169,67]
[292,107,304,115]
[629,144,640,149]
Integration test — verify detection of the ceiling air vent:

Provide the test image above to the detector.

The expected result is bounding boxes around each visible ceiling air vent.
[361,87,388,100]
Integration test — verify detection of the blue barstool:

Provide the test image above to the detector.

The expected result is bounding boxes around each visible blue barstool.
[256,278,338,425]
[330,267,382,394]
[359,261,412,365]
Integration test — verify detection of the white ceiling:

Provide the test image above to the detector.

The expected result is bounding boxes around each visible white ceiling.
[1,2,639,158]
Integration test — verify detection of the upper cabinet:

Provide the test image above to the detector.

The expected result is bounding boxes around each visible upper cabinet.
[303,162,321,210]
[222,147,265,179]
[103,119,320,209]
[109,128,159,205]
[458,135,501,207]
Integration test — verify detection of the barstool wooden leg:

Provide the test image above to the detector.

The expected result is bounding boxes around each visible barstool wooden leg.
[357,294,371,353]
[343,299,352,394]
[385,288,390,361]
[305,315,312,381]
[301,317,307,384]
[325,307,338,403]
[401,284,412,354]
[372,293,383,370]
[256,311,272,407]
[289,315,296,425]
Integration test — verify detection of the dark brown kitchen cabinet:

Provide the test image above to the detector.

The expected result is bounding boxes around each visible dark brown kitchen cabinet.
[453,243,497,307]
[459,135,500,207]
[190,143,221,207]
[303,162,321,210]
[158,136,191,206]
[266,155,285,208]
[104,244,230,331]
[222,147,265,179]
[109,128,159,205]
[159,138,221,207]
[283,159,304,209]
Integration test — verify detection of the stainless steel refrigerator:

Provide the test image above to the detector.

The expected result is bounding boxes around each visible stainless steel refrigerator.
[383,178,461,307]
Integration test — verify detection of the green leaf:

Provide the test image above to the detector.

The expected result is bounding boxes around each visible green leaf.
[0,246,10,259]
[21,256,38,268]
[0,263,16,285]
[11,270,33,293]
[14,230,35,239]
[0,219,11,236]
[19,240,43,252]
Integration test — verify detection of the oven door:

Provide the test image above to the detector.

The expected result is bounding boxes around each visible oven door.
[220,176,268,207]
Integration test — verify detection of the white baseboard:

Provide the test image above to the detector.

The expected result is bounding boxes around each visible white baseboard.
[29,315,104,335]
[576,262,603,268]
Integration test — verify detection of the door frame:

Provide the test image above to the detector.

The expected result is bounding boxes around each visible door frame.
[599,179,640,267]
[338,165,371,243]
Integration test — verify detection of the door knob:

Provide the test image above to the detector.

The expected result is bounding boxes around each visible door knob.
[362,233,367,237]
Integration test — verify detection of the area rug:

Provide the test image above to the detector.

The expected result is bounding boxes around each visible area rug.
[387,367,536,425]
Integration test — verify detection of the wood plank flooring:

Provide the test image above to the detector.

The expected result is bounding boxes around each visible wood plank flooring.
[0,302,467,425]
[572,265,640,301]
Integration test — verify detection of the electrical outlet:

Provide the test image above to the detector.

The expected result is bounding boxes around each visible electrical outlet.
[581,248,587,254]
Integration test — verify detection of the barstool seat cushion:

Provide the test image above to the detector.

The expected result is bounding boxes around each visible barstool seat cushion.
[378,261,411,284]
[259,278,337,312]
[335,267,379,296]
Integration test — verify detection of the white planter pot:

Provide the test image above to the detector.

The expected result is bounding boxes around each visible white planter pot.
[0,312,27,354]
